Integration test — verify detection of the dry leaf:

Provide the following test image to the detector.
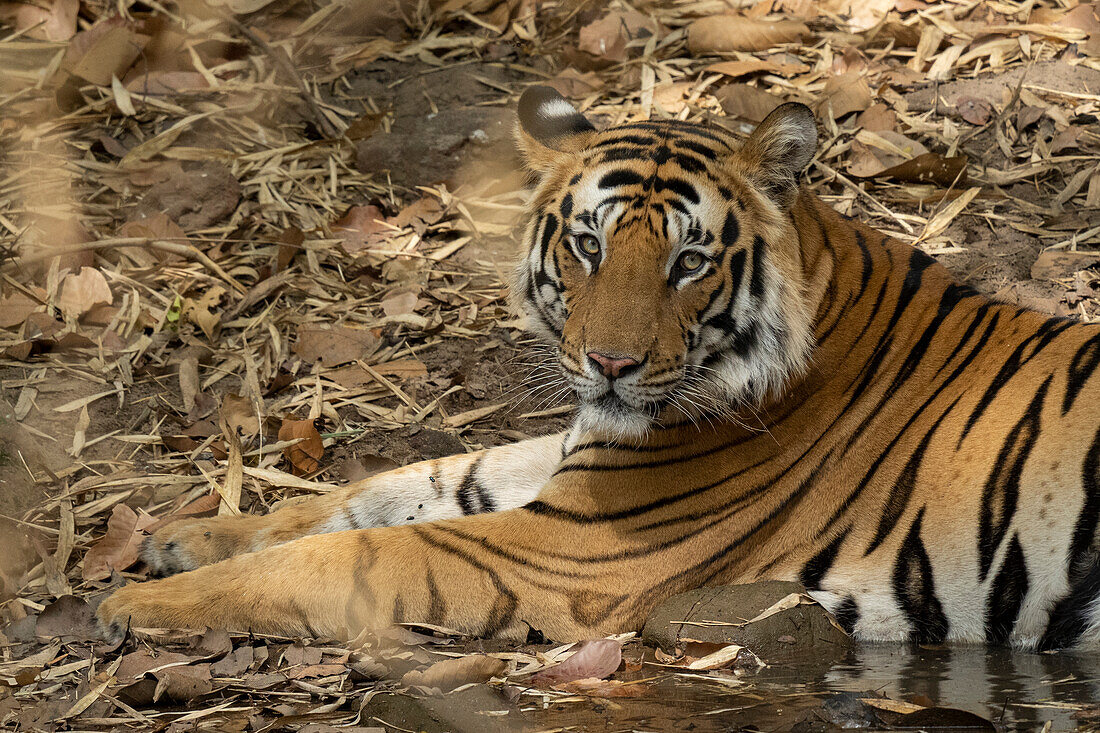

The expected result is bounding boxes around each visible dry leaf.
[279,418,324,475]
[817,73,873,119]
[124,70,209,94]
[153,664,212,702]
[0,0,77,41]
[401,654,506,691]
[294,326,381,367]
[552,678,648,697]
[64,21,151,86]
[577,9,658,63]
[705,58,809,78]
[1031,251,1100,280]
[333,204,389,254]
[58,267,113,319]
[532,639,621,685]
[956,96,992,125]
[381,289,420,317]
[687,15,809,54]
[0,291,43,329]
[82,504,156,581]
[546,68,603,99]
[220,393,259,437]
[714,84,783,122]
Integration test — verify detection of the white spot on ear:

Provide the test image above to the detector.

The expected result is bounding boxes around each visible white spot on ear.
[539,97,579,121]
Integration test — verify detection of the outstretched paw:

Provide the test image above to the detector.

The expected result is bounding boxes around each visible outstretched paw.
[142,516,257,575]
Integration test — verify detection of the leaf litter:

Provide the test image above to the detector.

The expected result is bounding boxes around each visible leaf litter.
[1,0,1098,730]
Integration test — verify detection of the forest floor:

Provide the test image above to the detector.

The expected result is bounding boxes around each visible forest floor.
[1,0,1100,730]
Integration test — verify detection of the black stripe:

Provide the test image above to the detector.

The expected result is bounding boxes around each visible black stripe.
[978,376,1051,580]
[865,396,960,556]
[1038,423,1100,650]
[1063,330,1100,415]
[598,170,645,188]
[426,569,446,625]
[655,176,699,204]
[413,526,518,636]
[593,134,657,147]
[559,192,573,220]
[960,317,1075,446]
[749,235,767,299]
[673,138,721,159]
[456,456,486,515]
[985,534,1028,644]
[892,507,949,644]
[834,596,860,634]
[799,528,848,590]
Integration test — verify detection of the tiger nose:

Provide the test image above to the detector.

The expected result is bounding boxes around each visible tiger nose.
[586,352,641,379]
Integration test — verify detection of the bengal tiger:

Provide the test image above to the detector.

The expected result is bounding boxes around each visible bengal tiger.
[98,86,1100,649]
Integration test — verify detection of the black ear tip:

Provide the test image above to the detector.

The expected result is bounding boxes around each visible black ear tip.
[771,101,816,124]
[517,84,595,146]
[519,85,567,119]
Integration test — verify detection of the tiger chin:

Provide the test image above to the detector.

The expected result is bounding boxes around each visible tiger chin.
[98,87,1100,651]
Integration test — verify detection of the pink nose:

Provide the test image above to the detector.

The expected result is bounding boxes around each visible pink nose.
[587,352,640,379]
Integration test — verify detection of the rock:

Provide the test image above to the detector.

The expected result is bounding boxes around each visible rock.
[362,688,528,733]
[642,581,850,664]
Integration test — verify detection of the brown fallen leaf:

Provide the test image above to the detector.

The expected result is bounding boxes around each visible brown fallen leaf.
[333,204,389,254]
[705,58,809,79]
[552,678,649,697]
[220,393,259,438]
[956,95,993,125]
[862,153,969,187]
[1031,250,1100,281]
[846,131,930,177]
[36,595,97,641]
[0,291,43,329]
[401,654,506,691]
[116,650,196,684]
[0,0,77,41]
[63,19,151,86]
[390,196,445,234]
[532,639,622,685]
[58,267,113,319]
[577,9,658,64]
[714,83,783,122]
[153,663,212,702]
[82,504,156,581]
[124,70,209,94]
[546,68,603,99]
[380,288,421,317]
[293,325,381,367]
[279,418,324,475]
[817,72,873,119]
[687,15,809,54]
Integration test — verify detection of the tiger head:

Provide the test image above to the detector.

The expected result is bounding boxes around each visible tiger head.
[513,86,819,439]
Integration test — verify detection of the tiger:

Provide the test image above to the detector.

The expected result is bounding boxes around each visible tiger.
[98,86,1100,649]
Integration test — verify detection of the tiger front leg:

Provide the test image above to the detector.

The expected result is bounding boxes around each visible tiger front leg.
[99,506,645,643]
[142,432,567,575]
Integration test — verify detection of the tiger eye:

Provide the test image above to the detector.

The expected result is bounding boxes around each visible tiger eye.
[576,235,601,256]
[677,251,706,272]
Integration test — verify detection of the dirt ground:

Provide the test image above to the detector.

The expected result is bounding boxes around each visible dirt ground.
[2,0,1100,730]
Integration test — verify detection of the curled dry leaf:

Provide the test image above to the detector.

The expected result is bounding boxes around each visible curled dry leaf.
[956,96,993,125]
[278,418,324,475]
[58,267,113,319]
[705,58,809,79]
[687,15,809,55]
[401,654,506,691]
[82,504,156,581]
[532,639,622,685]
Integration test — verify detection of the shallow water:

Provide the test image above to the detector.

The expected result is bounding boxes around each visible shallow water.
[509,645,1100,732]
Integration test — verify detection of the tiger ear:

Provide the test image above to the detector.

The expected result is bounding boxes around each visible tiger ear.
[736,102,817,209]
[516,85,597,173]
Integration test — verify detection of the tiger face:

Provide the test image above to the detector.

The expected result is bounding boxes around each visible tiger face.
[514,87,819,438]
